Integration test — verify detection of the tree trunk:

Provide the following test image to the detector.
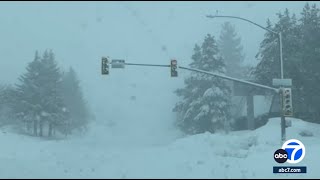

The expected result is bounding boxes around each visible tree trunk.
[26,121,31,133]
[39,120,43,137]
[53,125,56,136]
[48,122,52,137]
[33,120,38,136]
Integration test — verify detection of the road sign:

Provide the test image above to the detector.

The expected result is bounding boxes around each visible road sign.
[272,79,292,87]
[111,59,125,68]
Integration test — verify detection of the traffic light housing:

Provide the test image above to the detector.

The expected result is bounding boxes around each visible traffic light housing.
[170,59,178,77]
[282,88,293,116]
[101,57,109,75]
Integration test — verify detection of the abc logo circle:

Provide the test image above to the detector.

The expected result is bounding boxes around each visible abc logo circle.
[274,149,288,163]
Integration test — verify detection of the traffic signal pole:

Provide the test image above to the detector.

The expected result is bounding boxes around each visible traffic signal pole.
[279,32,286,143]
[280,89,286,143]
[179,66,279,93]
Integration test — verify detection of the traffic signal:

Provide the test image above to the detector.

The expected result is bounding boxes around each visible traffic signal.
[170,59,178,77]
[101,57,109,75]
[282,88,293,116]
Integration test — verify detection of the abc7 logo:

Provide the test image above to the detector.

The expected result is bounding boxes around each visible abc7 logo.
[274,139,306,164]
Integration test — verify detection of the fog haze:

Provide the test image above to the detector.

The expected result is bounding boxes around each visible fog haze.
[0,1,318,144]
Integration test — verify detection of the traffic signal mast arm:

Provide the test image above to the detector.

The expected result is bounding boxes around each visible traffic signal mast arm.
[102,57,279,93]
[125,63,170,68]
[178,66,280,94]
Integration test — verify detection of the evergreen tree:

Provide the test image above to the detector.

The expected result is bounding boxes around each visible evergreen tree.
[218,22,248,127]
[15,50,68,137]
[0,84,17,126]
[39,50,68,137]
[218,22,245,78]
[252,9,301,105]
[174,34,232,135]
[15,51,43,135]
[253,9,300,86]
[253,4,320,123]
[297,3,320,121]
[61,67,90,134]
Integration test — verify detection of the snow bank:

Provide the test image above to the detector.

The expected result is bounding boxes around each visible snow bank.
[0,117,319,178]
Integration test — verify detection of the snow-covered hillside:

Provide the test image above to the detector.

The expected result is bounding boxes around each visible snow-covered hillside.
[0,117,319,178]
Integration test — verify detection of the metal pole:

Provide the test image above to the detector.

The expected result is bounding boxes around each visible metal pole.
[179,66,279,93]
[279,32,286,143]
[206,15,278,35]
[279,88,286,143]
[279,32,284,79]
[206,15,284,79]
[124,63,170,68]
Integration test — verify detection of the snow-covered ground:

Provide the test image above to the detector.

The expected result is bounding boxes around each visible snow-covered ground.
[0,117,319,178]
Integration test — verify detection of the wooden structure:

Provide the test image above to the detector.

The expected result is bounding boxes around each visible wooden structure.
[233,80,268,130]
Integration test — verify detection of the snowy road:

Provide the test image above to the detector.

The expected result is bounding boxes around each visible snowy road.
[1,118,319,178]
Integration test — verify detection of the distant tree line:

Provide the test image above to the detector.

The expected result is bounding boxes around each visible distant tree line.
[0,50,91,138]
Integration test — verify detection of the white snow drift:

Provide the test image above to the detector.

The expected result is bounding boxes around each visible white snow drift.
[0,117,319,178]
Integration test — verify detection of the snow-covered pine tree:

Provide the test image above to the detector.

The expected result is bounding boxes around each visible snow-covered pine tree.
[61,67,90,134]
[252,18,279,88]
[297,3,320,122]
[218,22,245,78]
[174,34,232,135]
[0,84,17,126]
[253,9,300,87]
[15,51,43,135]
[15,50,68,137]
[252,7,320,122]
[218,22,248,129]
[39,50,68,137]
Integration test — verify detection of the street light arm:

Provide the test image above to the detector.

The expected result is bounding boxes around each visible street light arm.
[206,15,278,35]
[206,14,283,78]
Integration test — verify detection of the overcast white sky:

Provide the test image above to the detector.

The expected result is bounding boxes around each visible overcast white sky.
[0,1,318,137]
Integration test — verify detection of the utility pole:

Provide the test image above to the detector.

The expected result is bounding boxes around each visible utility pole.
[279,32,286,143]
